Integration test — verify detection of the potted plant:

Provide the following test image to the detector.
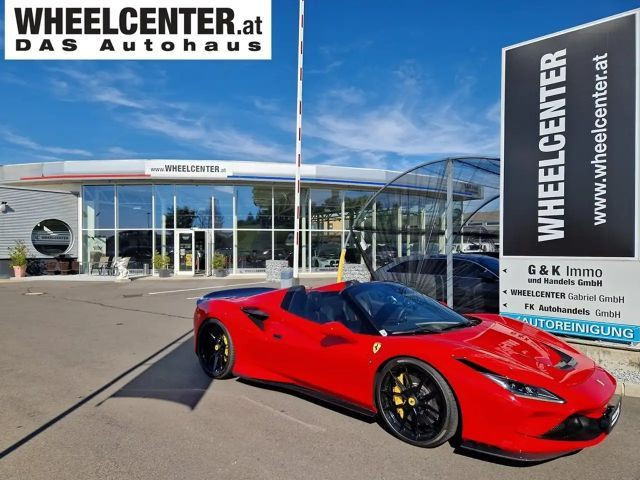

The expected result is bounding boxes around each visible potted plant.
[8,240,29,278]
[212,253,227,277]
[152,252,171,278]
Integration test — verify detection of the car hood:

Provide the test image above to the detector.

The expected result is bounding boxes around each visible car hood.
[439,315,596,387]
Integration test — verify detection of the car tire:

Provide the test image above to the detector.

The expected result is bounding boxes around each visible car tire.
[197,319,235,379]
[375,357,459,448]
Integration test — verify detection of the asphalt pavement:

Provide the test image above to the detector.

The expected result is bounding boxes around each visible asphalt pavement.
[1,277,639,480]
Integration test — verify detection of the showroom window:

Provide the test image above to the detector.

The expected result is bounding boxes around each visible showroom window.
[154,230,174,269]
[153,185,175,229]
[78,181,381,274]
[344,190,371,230]
[273,187,296,229]
[118,230,152,269]
[212,186,234,229]
[32,219,73,256]
[176,185,213,228]
[83,185,115,230]
[117,185,152,229]
[237,230,272,269]
[83,229,116,267]
[236,186,272,229]
[310,189,342,231]
[375,192,401,232]
[213,230,233,269]
[274,230,295,267]
[310,231,342,271]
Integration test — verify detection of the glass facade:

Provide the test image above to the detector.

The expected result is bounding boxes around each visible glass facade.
[83,185,115,230]
[81,183,445,275]
[236,186,272,229]
[83,229,116,266]
[237,230,272,269]
[176,185,213,228]
[117,185,152,229]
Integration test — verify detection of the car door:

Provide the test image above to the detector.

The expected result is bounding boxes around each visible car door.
[268,293,375,408]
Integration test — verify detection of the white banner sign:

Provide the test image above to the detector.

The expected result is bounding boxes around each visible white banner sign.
[500,258,640,342]
[4,0,271,60]
[145,161,231,178]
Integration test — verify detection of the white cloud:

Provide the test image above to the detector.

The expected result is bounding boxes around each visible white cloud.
[252,97,280,113]
[304,65,499,165]
[325,87,366,106]
[308,60,343,75]
[130,112,291,161]
[106,146,137,157]
[486,100,501,123]
[92,86,144,109]
[44,65,291,161]
[49,66,144,109]
[0,128,92,157]
[306,104,498,158]
[393,60,427,92]
[308,40,372,75]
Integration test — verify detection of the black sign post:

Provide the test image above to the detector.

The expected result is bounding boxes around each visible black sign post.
[501,11,640,344]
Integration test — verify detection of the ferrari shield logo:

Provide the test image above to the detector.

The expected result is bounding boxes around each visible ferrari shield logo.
[372,342,382,354]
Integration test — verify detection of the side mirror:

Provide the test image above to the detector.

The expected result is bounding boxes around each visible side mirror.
[320,321,355,340]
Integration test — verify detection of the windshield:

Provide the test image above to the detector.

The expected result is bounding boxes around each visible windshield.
[344,282,472,335]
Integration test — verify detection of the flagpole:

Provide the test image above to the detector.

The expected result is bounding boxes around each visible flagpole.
[292,0,305,282]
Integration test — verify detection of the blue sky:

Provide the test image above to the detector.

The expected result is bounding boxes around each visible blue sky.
[0,0,637,170]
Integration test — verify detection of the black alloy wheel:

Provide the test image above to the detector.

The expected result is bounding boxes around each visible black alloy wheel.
[197,320,235,379]
[376,358,458,447]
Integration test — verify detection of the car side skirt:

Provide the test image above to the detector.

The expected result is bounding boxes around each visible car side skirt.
[240,377,377,418]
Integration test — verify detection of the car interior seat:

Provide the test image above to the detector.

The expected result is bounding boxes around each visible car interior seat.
[304,291,325,323]
[282,286,307,317]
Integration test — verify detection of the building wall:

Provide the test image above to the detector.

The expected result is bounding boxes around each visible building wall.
[0,186,79,275]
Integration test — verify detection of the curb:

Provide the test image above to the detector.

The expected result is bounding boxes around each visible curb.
[621,382,640,398]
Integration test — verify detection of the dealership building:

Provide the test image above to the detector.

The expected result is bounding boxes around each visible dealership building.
[0,159,483,277]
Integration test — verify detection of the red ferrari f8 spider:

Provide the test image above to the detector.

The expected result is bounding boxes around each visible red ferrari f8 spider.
[193,281,621,461]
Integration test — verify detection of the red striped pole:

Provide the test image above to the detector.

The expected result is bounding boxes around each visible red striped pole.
[292,0,305,280]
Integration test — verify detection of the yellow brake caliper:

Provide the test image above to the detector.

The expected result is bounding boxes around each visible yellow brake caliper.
[393,373,406,418]
[222,334,229,358]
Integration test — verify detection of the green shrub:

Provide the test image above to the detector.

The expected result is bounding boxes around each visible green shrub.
[152,252,170,269]
[8,240,28,267]
[212,253,227,270]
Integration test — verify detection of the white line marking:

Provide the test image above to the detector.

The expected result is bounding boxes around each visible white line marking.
[147,281,268,296]
[240,395,326,433]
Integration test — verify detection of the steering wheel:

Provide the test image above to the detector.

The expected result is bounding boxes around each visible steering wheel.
[373,303,407,329]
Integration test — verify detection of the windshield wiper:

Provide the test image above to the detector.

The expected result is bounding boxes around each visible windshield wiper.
[390,322,473,335]
[390,327,439,336]
[438,321,475,332]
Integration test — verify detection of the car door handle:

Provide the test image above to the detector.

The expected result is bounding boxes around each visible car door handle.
[273,333,283,340]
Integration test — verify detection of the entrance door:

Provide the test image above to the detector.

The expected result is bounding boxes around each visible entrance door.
[193,230,209,276]
[175,230,194,275]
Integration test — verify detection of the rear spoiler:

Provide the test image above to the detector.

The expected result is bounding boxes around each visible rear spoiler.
[197,287,277,305]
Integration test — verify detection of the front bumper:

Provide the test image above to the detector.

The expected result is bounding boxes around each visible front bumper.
[541,394,621,441]
[461,394,621,462]
[457,366,620,461]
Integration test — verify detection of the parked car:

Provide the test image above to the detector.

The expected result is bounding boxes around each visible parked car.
[375,254,499,313]
[193,281,620,460]
[312,243,341,269]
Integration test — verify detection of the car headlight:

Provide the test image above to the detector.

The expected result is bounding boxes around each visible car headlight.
[483,372,565,404]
